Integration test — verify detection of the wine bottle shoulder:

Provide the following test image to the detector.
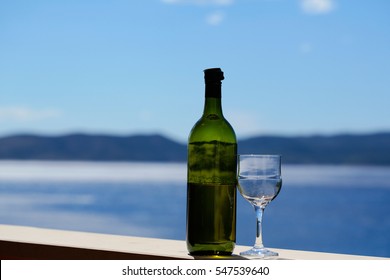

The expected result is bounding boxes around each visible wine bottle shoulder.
[188,115,236,144]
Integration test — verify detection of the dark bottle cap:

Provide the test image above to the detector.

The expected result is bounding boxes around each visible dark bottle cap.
[204,68,224,83]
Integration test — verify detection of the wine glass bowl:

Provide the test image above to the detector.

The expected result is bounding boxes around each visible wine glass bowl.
[238,176,282,208]
[237,154,282,258]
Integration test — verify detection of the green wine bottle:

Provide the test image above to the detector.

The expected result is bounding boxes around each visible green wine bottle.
[186,68,237,256]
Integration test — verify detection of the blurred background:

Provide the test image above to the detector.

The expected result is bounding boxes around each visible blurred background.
[1,0,389,258]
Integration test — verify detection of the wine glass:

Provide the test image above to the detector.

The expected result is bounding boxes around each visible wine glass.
[237,154,282,258]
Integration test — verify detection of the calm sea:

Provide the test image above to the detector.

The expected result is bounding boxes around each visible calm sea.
[0,161,389,258]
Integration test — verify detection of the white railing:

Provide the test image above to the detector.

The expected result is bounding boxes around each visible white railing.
[0,224,387,260]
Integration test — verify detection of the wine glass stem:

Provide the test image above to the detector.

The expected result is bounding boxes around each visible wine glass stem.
[254,205,265,249]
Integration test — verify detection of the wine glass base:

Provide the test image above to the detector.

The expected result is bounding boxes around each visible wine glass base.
[240,247,279,259]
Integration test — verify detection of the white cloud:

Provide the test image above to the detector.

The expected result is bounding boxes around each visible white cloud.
[299,42,313,53]
[206,11,225,25]
[0,106,62,122]
[301,0,335,14]
[161,0,232,26]
[161,0,234,5]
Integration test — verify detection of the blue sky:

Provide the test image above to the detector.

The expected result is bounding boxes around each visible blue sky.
[1,0,389,142]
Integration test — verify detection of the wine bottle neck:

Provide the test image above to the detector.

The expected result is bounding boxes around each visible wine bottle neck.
[205,82,221,98]
[203,80,223,116]
[203,97,223,116]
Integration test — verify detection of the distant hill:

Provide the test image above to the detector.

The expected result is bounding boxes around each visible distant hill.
[0,132,389,165]
[0,133,186,162]
[239,132,390,165]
